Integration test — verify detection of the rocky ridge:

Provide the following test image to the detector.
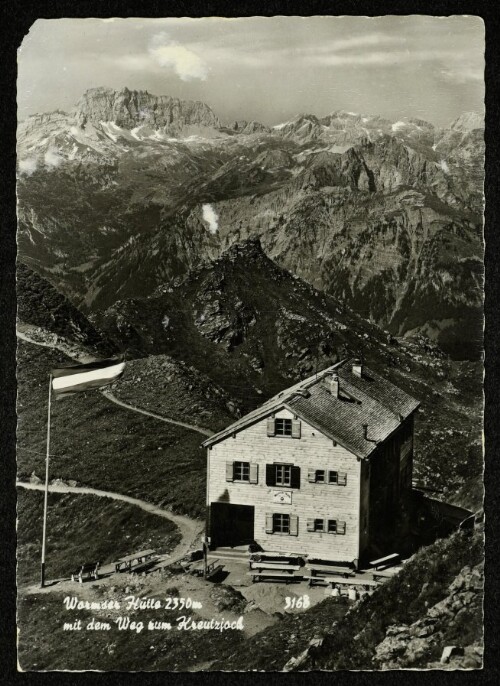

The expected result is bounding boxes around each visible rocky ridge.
[16,88,484,358]
[75,87,221,134]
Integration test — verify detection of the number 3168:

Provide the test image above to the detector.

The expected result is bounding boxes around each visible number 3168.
[284,595,310,610]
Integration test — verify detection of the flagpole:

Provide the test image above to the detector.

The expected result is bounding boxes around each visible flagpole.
[41,374,52,588]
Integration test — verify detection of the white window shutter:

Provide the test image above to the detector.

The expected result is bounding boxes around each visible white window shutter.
[291,419,301,439]
[225,462,234,482]
[308,469,316,483]
[265,513,274,534]
[267,418,276,436]
[338,472,347,486]
[289,515,299,536]
[337,521,346,535]
[306,518,315,532]
[249,463,259,484]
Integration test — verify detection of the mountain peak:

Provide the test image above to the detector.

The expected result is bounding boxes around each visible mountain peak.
[449,111,484,132]
[74,87,221,132]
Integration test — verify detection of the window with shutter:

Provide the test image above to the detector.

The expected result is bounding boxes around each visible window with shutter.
[291,419,301,439]
[275,418,293,436]
[275,464,291,486]
[313,518,325,532]
[328,470,338,484]
[327,519,346,534]
[272,513,290,534]
[267,417,276,437]
[289,515,299,536]
[268,464,300,488]
[249,463,259,484]
[225,462,234,482]
[265,513,274,534]
[233,461,250,481]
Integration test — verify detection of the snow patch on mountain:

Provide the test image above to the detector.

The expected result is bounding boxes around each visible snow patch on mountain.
[44,147,64,169]
[19,158,38,175]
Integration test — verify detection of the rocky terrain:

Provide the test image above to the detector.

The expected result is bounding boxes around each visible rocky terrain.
[207,524,483,671]
[17,87,484,358]
[16,263,116,357]
[95,238,483,508]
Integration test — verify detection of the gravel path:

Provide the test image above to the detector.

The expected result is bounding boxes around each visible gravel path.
[102,390,214,437]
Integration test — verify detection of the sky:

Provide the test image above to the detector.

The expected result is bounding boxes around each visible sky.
[17,16,485,127]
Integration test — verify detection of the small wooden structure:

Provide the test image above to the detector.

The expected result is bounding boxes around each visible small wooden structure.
[71,561,100,583]
[114,549,157,574]
[248,569,299,584]
[190,558,224,580]
[369,553,400,570]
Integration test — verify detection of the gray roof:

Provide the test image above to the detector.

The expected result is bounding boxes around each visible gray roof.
[202,359,419,459]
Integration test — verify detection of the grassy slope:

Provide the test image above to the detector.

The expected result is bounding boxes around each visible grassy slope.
[17,590,244,671]
[109,354,235,433]
[17,341,206,518]
[17,490,180,586]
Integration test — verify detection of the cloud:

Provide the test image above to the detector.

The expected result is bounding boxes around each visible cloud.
[149,32,208,81]
[18,157,37,175]
[302,48,480,69]
[202,203,218,234]
[440,66,484,84]
[298,33,406,54]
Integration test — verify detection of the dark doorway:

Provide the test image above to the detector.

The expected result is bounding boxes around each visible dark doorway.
[210,503,255,547]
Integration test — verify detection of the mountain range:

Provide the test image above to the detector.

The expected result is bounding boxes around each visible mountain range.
[17,87,484,359]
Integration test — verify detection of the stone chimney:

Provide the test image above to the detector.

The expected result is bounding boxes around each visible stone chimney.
[330,374,340,398]
[352,359,363,378]
[363,423,368,440]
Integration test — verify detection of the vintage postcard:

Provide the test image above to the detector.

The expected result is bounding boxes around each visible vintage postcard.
[15,15,485,671]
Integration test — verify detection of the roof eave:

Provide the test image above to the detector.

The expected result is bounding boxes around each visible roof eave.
[201,402,288,448]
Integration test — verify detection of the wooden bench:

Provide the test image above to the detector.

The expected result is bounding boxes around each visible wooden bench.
[250,562,301,572]
[71,562,100,583]
[304,575,379,589]
[250,554,303,565]
[248,570,298,584]
[114,549,156,573]
[372,567,403,580]
[306,564,355,578]
[369,553,400,570]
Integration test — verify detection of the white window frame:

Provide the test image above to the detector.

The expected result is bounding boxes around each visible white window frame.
[273,513,290,534]
[275,418,293,436]
[275,464,292,487]
[233,461,250,482]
